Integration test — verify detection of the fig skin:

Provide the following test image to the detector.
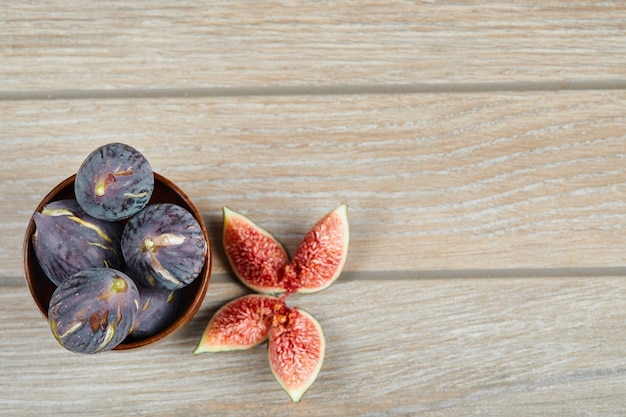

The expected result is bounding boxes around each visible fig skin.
[32,199,123,286]
[75,142,154,221]
[121,203,207,290]
[48,268,140,354]
[129,283,181,339]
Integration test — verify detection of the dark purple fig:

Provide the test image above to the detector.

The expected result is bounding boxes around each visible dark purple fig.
[31,199,123,286]
[129,283,181,339]
[48,268,140,354]
[75,142,154,221]
[121,203,207,290]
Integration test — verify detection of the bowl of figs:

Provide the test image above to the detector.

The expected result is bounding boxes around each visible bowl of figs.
[23,143,212,353]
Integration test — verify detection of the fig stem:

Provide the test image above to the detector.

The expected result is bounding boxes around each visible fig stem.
[95,182,106,197]
[111,276,128,294]
[142,238,155,252]
[95,173,116,197]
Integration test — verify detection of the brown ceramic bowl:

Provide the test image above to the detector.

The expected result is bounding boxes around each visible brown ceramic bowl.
[23,172,212,350]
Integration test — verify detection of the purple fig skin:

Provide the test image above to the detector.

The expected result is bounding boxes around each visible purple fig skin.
[75,142,154,221]
[121,203,207,290]
[32,199,123,286]
[129,284,181,339]
[48,268,140,354]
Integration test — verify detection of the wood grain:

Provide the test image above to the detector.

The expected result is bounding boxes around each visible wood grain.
[2,91,626,281]
[2,1,625,91]
[2,278,626,416]
[3,1,626,415]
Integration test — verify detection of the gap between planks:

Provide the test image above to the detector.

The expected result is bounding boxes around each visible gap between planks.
[4,268,626,287]
[2,79,626,101]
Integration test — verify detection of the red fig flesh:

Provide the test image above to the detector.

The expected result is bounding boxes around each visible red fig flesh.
[193,294,279,353]
[289,204,349,293]
[269,305,325,402]
[222,204,349,294]
[199,205,347,402]
[222,207,289,294]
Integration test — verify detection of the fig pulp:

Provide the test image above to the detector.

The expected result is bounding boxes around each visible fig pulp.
[122,203,207,290]
[194,294,279,353]
[223,204,349,294]
[196,205,348,402]
[32,199,123,285]
[289,204,350,293]
[48,268,140,354]
[75,142,154,221]
[269,304,325,403]
[222,207,289,294]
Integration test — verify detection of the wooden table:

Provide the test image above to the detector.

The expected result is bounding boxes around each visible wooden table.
[2,2,626,415]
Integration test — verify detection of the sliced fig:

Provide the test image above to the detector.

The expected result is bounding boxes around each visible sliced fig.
[269,304,325,402]
[194,294,279,354]
[122,203,207,290]
[206,205,346,400]
[222,207,289,294]
[31,199,123,286]
[288,204,350,294]
[48,268,140,354]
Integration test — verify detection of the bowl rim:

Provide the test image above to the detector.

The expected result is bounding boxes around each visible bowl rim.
[23,172,212,350]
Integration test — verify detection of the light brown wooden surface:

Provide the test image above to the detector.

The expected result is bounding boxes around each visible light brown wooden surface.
[3,91,626,281]
[3,278,626,416]
[2,1,626,416]
[2,1,626,92]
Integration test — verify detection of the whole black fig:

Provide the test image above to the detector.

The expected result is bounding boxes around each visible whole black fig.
[48,268,140,354]
[129,283,181,339]
[32,199,123,286]
[122,203,207,290]
[75,142,154,221]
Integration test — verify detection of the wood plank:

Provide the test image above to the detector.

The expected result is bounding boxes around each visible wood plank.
[2,1,625,91]
[2,276,626,416]
[2,91,626,281]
